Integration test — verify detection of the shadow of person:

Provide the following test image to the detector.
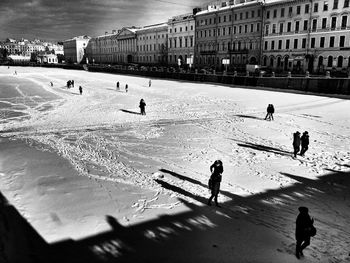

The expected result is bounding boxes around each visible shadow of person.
[120,109,141,115]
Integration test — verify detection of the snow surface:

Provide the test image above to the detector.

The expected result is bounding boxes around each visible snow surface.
[0,66,350,262]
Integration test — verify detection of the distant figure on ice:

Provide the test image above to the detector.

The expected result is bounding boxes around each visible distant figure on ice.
[300,131,309,156]
[149,79,152,87]
[79,86,83,95]
[14,71,17,75]
[116,81,120,91]
[125,84,128,93]
[208,160,223,207]
[67,80,71,89]
[50,82,53,87]
[71,80,75,87]
[139,99,146,115]
[295,207,316,259]
[292,131,301,158]
[264,104,275,121]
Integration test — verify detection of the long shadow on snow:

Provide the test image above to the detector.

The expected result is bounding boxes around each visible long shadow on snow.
[236,142,292,157]
[120,109,141,115]
[2,170,350,262]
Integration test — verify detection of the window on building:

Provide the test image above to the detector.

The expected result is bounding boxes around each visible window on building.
[327,56,333,67]
[331,17,337,30]
[191,25,193,30]
[258,9,261,17]
[294,39,298,49]
[246,11,249,19]
[239,25,242,33]
[313,2,319,12]
[234,26,237,34]
[257,23,260,32]
[311,37,315,48]
[333,0,338,9]
[297,5,301,14]
[229,15,232,21]
[345,0,350,7]
[278,40,282,49]
[295,21,300,32]
[265,24,269,35]
[304,20,308,31]
[302,38,306,48]
[272,24,276,33]
[271,40,275,50]
[330,36,335,47]
[266,11,270,19]
[245,25,248,33]
[223,28,226,35]
[252,10,255,18]
[340,35,345,47]
[320,37,325,47]
[224,16,226,22]
[286,39,290,49]
[288,6,293,15]
[234,14,237,20]
[322,18,327,29]
[287,22,292,32]
[312,19,317,31]
[264,41,268,50]
[273,9,277,18]
[323,1,328,11]
[341,16,348,29]
[169,29,172,33]
[250,24,254,32]
[281,8,285,17]
[218,17,221,23]
[338,56,343,67]
[240,13,243,20]
[279,23,284,33]
[304,4,309,14]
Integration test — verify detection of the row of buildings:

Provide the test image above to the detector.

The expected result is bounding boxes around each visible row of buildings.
[65,0,350,73]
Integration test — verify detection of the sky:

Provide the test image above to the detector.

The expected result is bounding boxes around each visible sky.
[0,0,210,42]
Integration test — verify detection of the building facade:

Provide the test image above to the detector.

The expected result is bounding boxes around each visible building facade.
[195,0,264,70]
[37,54,58,64]
[262,0,350,73]
[136,23,168,65]
[63,35,90,63]
[167,13,195,67]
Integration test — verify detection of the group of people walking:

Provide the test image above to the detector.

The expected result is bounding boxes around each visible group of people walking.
[116,81,128,92]
[207,159,316,259]
[67,80,74,89]
[293,131,310,158]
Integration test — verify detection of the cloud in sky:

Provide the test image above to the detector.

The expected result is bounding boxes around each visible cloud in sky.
[0,0,208,41]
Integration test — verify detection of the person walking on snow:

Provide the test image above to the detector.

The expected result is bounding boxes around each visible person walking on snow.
[208,160,223,207]
[300,131,309,156]
[139,99,146,115]
[116,81,120,91]
[79,86,83,95]
[295,207,315,259]
[149,79,152,87]
[293,131,301,158]
[264,104,275,121]
[125,84,128,93]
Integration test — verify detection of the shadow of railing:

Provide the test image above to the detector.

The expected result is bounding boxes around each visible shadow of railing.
[2,168,350,262]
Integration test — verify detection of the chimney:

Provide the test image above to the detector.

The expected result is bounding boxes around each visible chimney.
[193,7,201,15]
[105,31,108,35]
[112,30,116,34]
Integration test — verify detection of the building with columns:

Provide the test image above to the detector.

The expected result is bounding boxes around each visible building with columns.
[262,0,350,73]
[136,23,168,65]
[63,35,90,64]
[167,13,195,67]
[194,0,264,71]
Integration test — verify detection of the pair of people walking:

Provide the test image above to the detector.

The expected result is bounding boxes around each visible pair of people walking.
[264,104,275,121]
[293,131,309,157]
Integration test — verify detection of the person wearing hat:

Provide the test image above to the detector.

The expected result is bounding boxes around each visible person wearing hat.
[300,131,309,156]
[208,160,223,207]
[295,206,315,259]
[293,131,301,158]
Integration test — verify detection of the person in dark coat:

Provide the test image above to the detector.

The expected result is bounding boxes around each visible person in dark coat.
[67,80,71,89]
[149,79,152,87]
[116,81,120,90]
[293,131,301,158]
[300,131,309,156]
[139,99,146,115]
[295,207,314,259]
[71,80,74,87]
[125,84,128,93]
[79,86,83,95]
[208,160,223,207]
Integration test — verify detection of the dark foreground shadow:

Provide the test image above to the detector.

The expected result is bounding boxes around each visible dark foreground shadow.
[120,109,140,115]
[2,169,350,262]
